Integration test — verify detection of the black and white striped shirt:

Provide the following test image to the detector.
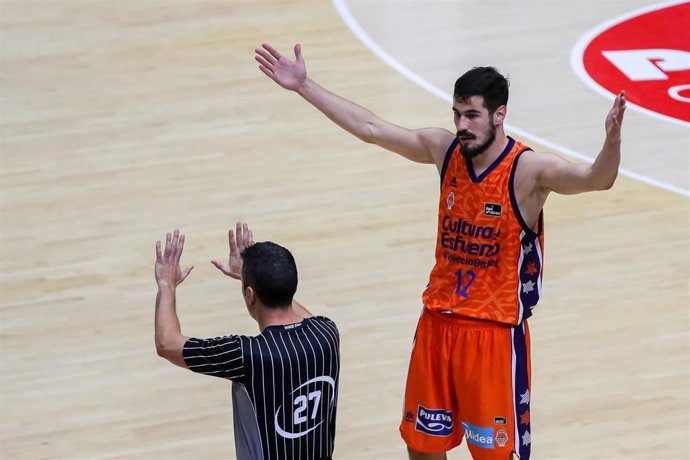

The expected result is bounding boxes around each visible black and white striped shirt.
[183,316,340,460]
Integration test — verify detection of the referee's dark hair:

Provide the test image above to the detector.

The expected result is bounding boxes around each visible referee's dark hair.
[241,241,298,309]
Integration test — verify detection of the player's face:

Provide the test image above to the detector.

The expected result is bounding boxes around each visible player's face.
[453,96,497,159]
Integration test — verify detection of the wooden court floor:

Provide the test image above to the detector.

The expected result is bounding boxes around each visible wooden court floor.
[1,1,688,459]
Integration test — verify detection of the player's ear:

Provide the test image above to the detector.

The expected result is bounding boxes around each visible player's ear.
[493,105,506,124]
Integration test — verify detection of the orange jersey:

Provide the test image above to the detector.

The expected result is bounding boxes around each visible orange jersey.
[422,137,544,325]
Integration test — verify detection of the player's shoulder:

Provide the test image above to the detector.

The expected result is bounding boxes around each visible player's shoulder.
[418,127,455,149]
[516,149,569,169]
[417,126,454,138]
[513,149,572,192]
[417,128,457,168]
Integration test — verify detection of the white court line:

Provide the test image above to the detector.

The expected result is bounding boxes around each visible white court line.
[332,0,690,197]
[571,0,690,129]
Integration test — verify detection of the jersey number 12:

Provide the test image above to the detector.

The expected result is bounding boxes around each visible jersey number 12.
[454,270,476,298]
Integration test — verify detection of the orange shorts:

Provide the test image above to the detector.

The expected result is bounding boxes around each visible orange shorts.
[399,309,532,459]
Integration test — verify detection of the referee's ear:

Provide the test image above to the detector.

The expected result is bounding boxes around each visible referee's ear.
[243,285,257,308]
[243,286,259,321]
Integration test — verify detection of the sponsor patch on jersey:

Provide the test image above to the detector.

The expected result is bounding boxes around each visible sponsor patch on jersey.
[495,429,509,447]
[484,202,502,217]
[462,421,494,449]
[494,416,507,425]
[415,406,453,436]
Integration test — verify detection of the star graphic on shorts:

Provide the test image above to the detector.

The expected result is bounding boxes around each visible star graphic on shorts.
[523,242,533,254]
[519,410,530,425]
[519,389,530,405]
[522,280,535,294]
[522,430,531,446]
[525,262,538,275]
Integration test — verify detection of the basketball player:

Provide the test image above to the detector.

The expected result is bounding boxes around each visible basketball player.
[154,222,340,460]
[254,43,626,460]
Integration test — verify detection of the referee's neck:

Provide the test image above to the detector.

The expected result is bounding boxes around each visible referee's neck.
[256,304,304,332]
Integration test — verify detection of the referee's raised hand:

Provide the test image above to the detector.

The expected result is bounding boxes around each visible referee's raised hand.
[211,222,254,280]
[155,229,194,288]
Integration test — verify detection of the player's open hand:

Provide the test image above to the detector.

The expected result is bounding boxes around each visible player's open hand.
[155,229,194,289]
[211,222,254,280]
[255,43,306,92]
[605,91,626,144]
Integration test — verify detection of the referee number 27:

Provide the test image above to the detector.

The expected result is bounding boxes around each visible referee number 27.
[294,391,321,424]
[455,270,476,298]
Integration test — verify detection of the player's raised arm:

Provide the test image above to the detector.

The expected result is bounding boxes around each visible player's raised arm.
[255,42,454,168]
[535,91,626,195]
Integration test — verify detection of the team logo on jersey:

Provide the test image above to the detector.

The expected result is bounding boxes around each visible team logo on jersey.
[274,376,336,439]
[404,411,415,422]
[415,406,453,436]
[495,429,509,447]
[462,421,495,449]
[446,192,455,210]
[484,202,502,217]
[494,416,507,425]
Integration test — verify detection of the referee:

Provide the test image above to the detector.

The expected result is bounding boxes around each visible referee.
[154,223,340,460]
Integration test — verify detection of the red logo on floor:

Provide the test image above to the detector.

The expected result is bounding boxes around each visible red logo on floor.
[580,2,690,123]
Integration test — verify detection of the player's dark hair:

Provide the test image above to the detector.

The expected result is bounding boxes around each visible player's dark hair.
[453,67,509,114]
[241,241,298,309]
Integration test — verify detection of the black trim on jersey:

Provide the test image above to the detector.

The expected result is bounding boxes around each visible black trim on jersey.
[467,136,515,183]
[439,137,459,187]
[508,148,543,236]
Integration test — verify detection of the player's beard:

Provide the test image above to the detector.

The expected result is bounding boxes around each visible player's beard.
[458,123,496,160]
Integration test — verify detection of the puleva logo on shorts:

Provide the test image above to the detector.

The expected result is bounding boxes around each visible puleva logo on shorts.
[462,421,494,449]
[415,406,453,436]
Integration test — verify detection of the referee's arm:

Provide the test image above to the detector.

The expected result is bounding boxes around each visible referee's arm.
[154,229,192,369]
[155,284,190,368]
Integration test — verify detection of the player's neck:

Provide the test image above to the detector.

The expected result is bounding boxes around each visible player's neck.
[471,133,509,172]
